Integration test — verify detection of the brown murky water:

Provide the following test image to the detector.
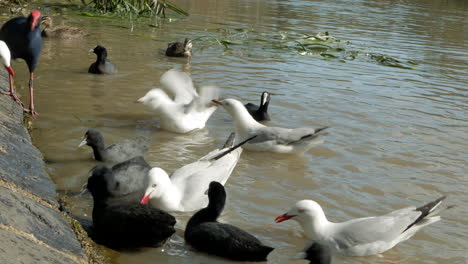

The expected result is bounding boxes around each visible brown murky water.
[2,0,467,263]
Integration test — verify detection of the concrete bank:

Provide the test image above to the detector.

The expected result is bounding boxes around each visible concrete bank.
[0,71,88,263]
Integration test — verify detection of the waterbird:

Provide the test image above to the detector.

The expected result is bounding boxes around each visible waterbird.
[78,129,149,163]
[244,91,271,121]
[213,98,328,154]
[88,45,117,74]
[87,163,176,249]
[166,38,192,57]
[137,69,218,133]
[41,16,87,39]
[275,197,446,256]
[0,10,42,116]
[89,156,151,203]
[185,181,274,261]
[140,133,253,212]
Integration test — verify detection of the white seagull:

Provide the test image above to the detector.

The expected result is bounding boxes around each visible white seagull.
[137,69,218,133]
[140,133,255,212]
[212,98,328,154]
[275,197,446,257]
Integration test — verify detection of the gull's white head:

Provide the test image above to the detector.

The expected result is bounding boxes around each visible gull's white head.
[212,98,256,123]
[140,167,171,204]
[137,89,171,109]
[275,200,324,224]
[0,41,14,76]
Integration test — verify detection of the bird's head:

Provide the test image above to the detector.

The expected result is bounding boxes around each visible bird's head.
[140,168,170,204]
[275,200,323,224]
[29,10,42,31]
[0,41,13,77]
[136,89,170,109]
[79,129,104,148]
[89,45,108,57]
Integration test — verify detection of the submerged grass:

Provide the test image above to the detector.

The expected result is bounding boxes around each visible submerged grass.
[193,28,418,70]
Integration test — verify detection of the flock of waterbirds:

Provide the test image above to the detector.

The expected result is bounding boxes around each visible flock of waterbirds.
[0,10,448,264]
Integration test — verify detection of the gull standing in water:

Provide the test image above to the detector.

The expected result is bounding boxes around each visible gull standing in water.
[137,69,218,133]
[275,197,446,257]
[213,98,328,154]
[140,133,254,212]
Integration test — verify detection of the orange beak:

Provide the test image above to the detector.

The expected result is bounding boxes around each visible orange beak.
[140,192,152,204]
[275,213,295,223]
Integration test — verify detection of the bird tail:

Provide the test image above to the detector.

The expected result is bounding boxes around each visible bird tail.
[403,196,446,233]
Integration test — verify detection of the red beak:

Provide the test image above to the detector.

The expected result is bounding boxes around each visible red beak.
[275,213,295,223]
[140,194,151,205]
[5,66,14,77]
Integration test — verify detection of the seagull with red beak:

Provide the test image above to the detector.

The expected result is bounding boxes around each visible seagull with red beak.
[275,197,446,257]
[0,10,42,116]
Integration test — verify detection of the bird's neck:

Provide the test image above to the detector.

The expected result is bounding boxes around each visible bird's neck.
[299,213,331,240]
[150,180,182,211]
[186,202,223,229]
[90,142,106,161]
[232,105,263,131]
[97,52,108,64]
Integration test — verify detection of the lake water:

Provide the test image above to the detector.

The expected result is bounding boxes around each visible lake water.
[3,0,467,263]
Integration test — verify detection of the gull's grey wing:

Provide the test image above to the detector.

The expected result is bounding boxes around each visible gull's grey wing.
[332,207,420,250]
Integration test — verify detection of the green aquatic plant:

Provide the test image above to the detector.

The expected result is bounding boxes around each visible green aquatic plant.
[81,0,188,17]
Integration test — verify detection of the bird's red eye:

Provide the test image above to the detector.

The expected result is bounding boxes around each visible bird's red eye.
[152,184,157,188]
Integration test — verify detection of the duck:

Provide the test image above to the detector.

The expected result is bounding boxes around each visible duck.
[40,16,87,39]
[87,163,176,249]
[78,129,149,163]
[213,98,328,154]
[140,133,254,212]
[244,91,271,121]
[137,69,218,133]
[275,197,446,256]
[185,181,274,261]
[166,38,192,57]
[88,45,117,74]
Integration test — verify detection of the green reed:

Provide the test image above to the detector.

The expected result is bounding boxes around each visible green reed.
[81,0,188,17]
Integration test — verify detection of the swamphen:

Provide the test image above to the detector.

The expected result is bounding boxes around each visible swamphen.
[0,10,42,116]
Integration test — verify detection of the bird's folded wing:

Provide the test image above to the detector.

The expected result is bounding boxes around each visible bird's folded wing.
[332,209,421,249]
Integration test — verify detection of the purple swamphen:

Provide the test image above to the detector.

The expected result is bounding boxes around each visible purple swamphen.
[0,10,42,116]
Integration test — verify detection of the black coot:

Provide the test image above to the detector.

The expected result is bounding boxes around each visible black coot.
[185,181,274,261]
[0,10,42,116]
[90,156,150,203]
[87,165,175,249]
[166,38,192,57]
[79,129,149,163]
[88,45,117,74]
[303,242,332,264]
[244,91,271,121]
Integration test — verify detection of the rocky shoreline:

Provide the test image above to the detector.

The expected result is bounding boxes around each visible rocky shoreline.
[0,70,89,263]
